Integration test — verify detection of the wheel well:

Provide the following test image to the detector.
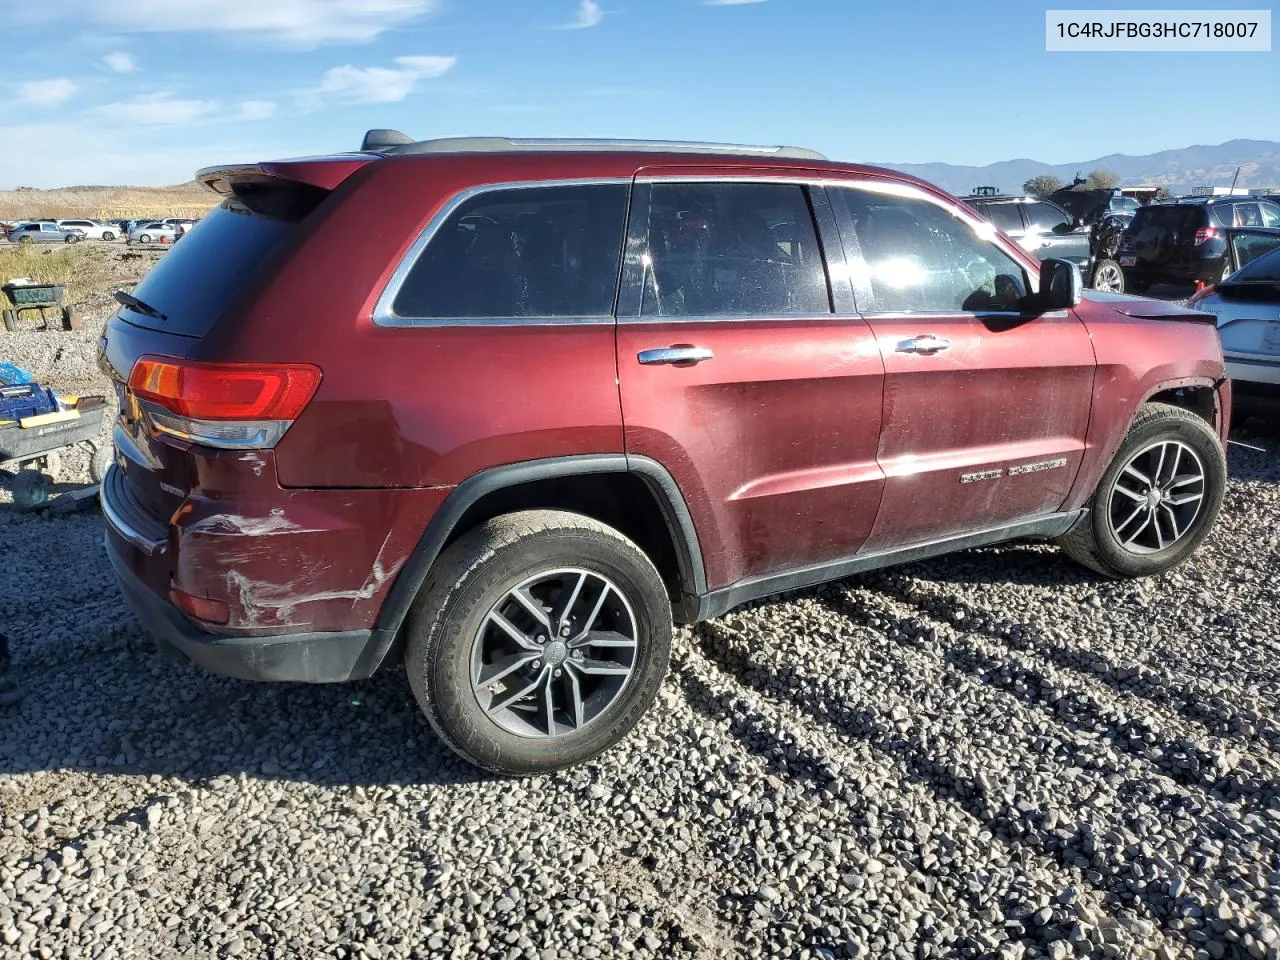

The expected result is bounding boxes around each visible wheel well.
[446,473,691,604]
[1147,386,1217,430]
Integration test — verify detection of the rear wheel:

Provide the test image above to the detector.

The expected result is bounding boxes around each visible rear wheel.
[404,509,673,775]
[101,231,115,242]
[87,442,112,484]
[139,233,151,244]
[1091,259,1124,293]
[17,236,32,246]
[1058,403,1225,578]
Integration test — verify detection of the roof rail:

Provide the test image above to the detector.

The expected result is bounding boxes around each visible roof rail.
[360,131,827,162]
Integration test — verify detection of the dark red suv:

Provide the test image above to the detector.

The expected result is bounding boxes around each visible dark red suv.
[100,133,1230,774]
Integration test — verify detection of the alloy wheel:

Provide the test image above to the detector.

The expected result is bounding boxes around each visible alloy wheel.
[470,568,638,739]
[1092,262,1123,292]
[1107,440,1206,554]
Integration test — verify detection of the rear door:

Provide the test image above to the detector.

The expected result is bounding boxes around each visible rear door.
[828,180,1095,551]
[1023,200,1091,267]
[615,170,885,589]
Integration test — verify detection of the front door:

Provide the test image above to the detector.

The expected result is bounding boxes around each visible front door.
[616,173,886,589]
[827,181,1096,552]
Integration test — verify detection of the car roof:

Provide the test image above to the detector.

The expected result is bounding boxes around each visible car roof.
[363,133,829,162]
[961,194,1043,203]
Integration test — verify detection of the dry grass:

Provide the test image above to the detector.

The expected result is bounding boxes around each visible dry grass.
[1,244,159,313]
[0,182,218,221]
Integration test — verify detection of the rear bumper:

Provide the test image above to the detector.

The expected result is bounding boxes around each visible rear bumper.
[105,530,388,683]
[1226,356,1280,388]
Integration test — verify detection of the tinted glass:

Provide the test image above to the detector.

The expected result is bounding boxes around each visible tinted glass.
[639,182,829,317]
[1232,245,1280,280]
[393,184,628,319]
[1234,203,1264,227]
[1111,197,1140,215]
[122,198,316,336]
[1260,201,1280,228]
[1233,234,1280,272]
[1024,201,1072,233]
[980,202,1025,234]
[1130,205,1206,233]
[836,188,1029,314]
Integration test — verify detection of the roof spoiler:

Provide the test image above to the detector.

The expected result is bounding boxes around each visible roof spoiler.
[197,157,374,195]
[361,128,414,151]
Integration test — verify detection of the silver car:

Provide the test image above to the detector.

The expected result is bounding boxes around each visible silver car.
[127,221,180,243]
[6,221,83,244]
[1189,245,1280,413]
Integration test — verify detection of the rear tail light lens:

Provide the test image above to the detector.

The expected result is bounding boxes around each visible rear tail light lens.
[170,586,230,625]
[1193,226,1218,245]
[128,356,320,449]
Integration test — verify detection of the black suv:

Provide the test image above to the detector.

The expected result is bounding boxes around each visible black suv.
[960,193,1108,288]
[1119,196,1280,291]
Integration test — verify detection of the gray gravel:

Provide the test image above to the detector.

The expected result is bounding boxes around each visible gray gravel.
[3,323,1280,957]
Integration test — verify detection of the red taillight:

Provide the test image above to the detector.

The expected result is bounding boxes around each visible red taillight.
[1193,226,1218,246]
[170,586,230,625]
[129,357,320,421]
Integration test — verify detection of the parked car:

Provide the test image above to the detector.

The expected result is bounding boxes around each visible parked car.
[56,219,119,241]
[1188,245,1280,413]
[958,193,1115,290]
[127,221,179,243]
[7,221,82,244]
[1118,196,1280,291]
[162,217,198,235]
[100,133,1230,774]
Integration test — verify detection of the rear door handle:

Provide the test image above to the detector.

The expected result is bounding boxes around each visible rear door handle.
[637,345,715,366]
[895,335,951,355]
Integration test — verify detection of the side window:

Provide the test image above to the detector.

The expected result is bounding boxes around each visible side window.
[835,187,1030,315]
[1257,201,1280,228]
[981,202,1025,235]
[1024,201,1072,233]
[1234,203,1263,228]
[639,182,830,317]
[391,183,628,319]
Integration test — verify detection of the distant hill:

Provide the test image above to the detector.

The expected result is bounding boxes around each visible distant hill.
[0,181,216,221]
[875,139,1280,197]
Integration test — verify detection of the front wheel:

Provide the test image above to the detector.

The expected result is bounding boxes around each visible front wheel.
[1090,259,1125,293]
[404,509,673,775]
[1058,402,1225,578]
[101,231,115,242]
[138,234,151,244]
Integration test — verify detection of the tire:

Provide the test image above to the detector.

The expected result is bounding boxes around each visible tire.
[139,234,151,244]
[101,232,114,242]
[1057,402,1225,578]
[1090,259,1125,293]
[88,442,113,484]
[65,234,80,244]
[2,309,16,332]
[404,509,673,775]
[17,236,32,246]
[10,470,52,510]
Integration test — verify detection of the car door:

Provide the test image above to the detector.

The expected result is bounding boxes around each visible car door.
[1024,200,1090,266]
[615,171,886,589]
[827,180,1096,552]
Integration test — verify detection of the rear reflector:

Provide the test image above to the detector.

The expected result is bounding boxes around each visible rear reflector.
[170,586,230,625]
[128,356,320,450]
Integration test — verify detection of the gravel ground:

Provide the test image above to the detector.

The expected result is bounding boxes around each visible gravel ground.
[3,295,1280,958]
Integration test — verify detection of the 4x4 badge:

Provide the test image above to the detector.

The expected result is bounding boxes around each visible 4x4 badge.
[961,458,1067,483]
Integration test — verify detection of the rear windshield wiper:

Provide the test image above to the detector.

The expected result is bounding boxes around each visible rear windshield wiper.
[114,290,167,321]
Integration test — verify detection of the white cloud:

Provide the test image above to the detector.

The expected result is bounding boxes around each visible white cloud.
[50,0,441,47]
[309,54,456,105]
[17,78,76,106]
[557,0,605,29]
[103,51,138,73]
[92,93,277,126]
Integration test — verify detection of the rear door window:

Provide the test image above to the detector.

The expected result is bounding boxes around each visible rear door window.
[1234,203,1264,228]
[391,183,629,320]
[637,182,830,317]
[1260,201,1280,228]
[1024,201,1072,233]
[976,202,1025,235]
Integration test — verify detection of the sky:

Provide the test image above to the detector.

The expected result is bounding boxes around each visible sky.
[0,0,1276,188]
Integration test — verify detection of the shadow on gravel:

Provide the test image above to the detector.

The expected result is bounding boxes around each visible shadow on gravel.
[1227,425,1280,483]
[890,543,1103,590]
[0,645,494,789]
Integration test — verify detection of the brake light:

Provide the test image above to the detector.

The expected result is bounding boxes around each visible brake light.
[128,356,320,449]
[170,586,230,625]
[1193,226,1218,246]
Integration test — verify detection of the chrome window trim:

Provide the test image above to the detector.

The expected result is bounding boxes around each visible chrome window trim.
[372,177,631,329]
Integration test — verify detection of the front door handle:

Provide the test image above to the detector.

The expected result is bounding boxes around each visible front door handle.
[637,345,715,366]
[895,334,951,355]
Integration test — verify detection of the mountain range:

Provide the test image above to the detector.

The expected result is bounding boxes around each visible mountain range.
[875,139,1280,197]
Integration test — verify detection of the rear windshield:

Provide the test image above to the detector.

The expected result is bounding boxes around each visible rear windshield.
[1130,205,1206,233]
[119,189,321,336]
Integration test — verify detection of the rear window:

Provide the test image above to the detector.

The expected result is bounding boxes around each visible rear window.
[973,202,1024,234]
[1130,205,1206,232]
[119,194,317,336]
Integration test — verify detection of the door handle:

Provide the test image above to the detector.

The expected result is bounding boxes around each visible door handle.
[895,335,951,355]
[637,345,715,366]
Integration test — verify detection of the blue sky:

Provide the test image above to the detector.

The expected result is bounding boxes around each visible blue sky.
[1,0,1276,187]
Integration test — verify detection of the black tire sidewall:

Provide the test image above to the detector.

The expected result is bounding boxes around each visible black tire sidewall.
[408,523,672,775]
[1092,259,1124,293]
[1087,412,1225,576]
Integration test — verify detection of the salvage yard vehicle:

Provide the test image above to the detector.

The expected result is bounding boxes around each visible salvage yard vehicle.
[1188,245,1280,414]
[127,221,179,244]
[1119,195,1280,291]
[100,133,1231,774]
[7,221,82,245]
[56,219,118,241]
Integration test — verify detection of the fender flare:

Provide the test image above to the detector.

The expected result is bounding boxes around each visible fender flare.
[364,454,706,674]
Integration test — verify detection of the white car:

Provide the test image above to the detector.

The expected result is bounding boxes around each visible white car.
[56,219,119,241]
[127,221,180,243]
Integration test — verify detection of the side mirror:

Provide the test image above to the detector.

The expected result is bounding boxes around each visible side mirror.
[1038,258,1083,311]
